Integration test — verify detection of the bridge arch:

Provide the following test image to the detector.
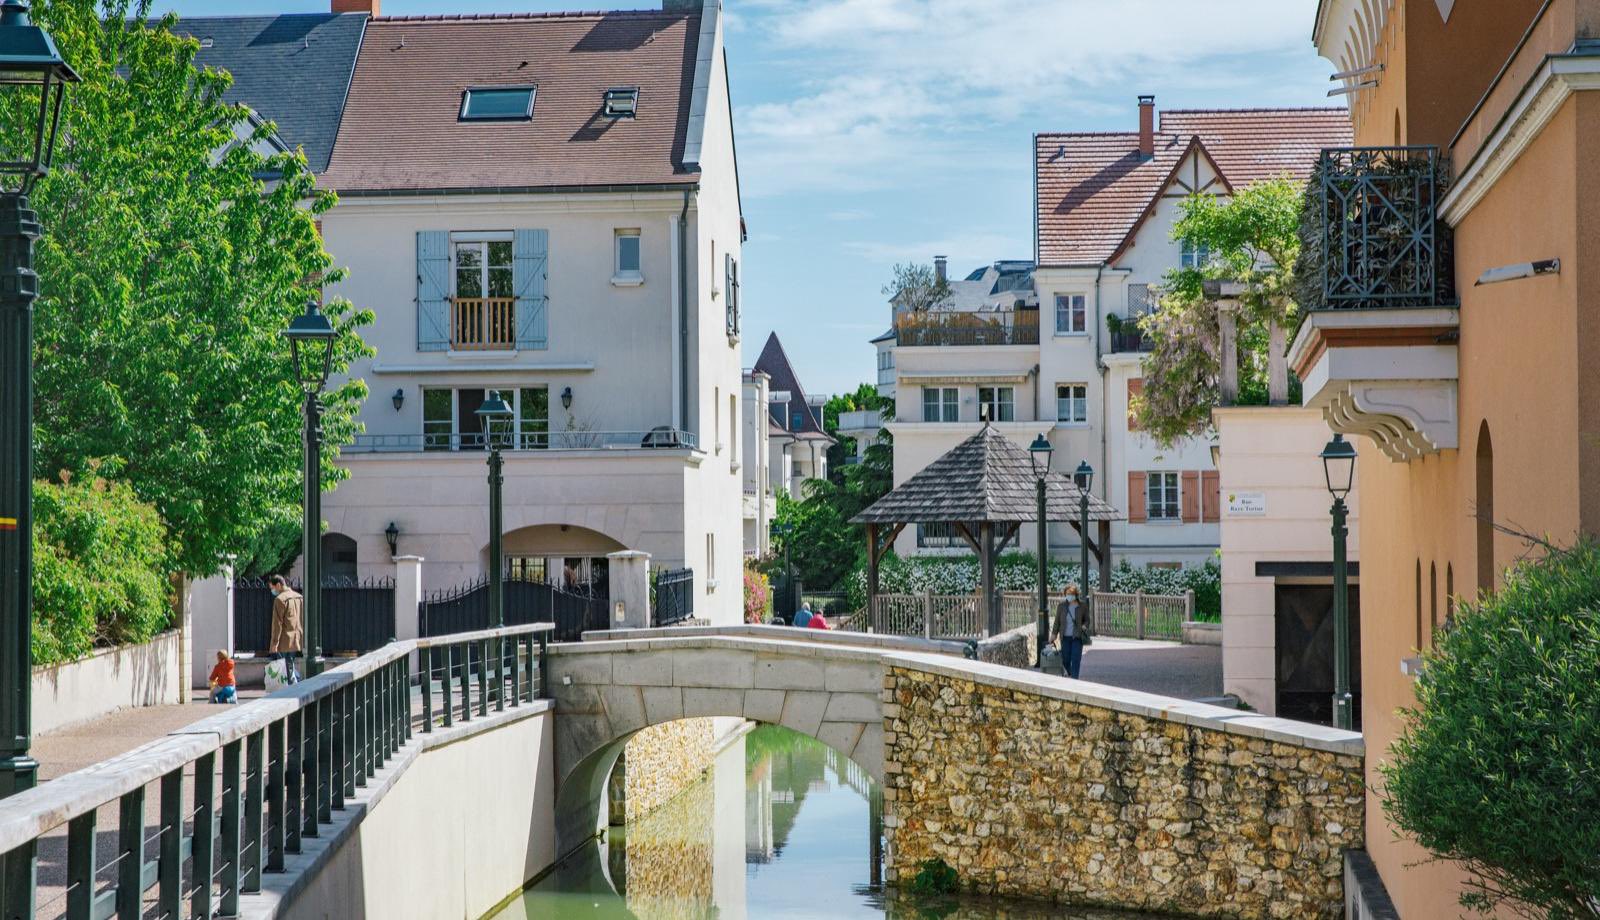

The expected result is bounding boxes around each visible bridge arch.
[548,638,885,851]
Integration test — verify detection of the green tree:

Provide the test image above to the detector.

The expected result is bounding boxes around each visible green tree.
[1135,178,1304,446]
[771,436,893,592]
[24,0,372,575]
[821,382,892,479]
[882,262,953,314]
[1381,540,1600,918]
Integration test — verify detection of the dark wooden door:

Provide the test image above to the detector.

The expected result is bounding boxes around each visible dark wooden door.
[1274,584,1362,728]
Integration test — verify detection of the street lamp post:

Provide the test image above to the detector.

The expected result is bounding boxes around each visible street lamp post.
[1028,434,1054,665]
[0,0,75,825]
[1320,433,1358,730]
[476,391,514,628]
[1074,461,1094,624]
[283,301,337,677]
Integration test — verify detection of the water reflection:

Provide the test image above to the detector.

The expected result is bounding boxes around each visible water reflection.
[494,725,1175,920]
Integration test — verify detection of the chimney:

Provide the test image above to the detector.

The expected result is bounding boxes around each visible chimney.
[1138,94,1155,158]
[934,255,948,284]
[332,0,380,14]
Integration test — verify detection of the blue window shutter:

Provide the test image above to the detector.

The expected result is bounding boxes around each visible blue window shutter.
[513,229,549,350]
[416,230,450,352]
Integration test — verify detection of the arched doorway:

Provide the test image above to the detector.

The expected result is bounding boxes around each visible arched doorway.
[322,532,358,583]
[490,524,628,594]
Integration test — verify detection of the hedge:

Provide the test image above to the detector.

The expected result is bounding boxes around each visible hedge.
[845,554,1221,620]
[31,477,172,666]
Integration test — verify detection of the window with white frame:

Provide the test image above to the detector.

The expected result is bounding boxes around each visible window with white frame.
[725,253,741,336]
[1147,471,1181,520]
[614,229,642,283]
[451,236,515,350]
[1056,384,1088,424]
[978,386,1015,422]
[421,386,548,451]
[1055,293,1087,334]
[921,386,958,422]
[706,532,717,584]
[1180,240,1210,270]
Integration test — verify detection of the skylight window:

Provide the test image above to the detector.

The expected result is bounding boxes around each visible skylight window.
[459,86,536,122]
[603,87,639,119]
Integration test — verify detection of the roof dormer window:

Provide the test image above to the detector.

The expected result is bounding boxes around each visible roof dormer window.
[603,87,639,119]
[459,86,536,122]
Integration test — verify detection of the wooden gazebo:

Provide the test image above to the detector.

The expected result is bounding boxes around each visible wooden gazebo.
[851,426,1123,635]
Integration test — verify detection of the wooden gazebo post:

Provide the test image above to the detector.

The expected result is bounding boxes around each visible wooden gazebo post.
[979,522,997,637]
[866,523,879,626]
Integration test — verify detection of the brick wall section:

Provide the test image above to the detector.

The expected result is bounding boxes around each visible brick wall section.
[880,666,1364,918]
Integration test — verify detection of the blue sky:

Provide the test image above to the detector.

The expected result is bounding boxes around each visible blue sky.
[155,0,1338,396]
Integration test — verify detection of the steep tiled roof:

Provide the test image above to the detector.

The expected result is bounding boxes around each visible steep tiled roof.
[1158,108,1353,187]
[172,14,367,174]
[320,11,700,193]
[1036,108,1352,266]
[853,427,1122,524]
[753,332,829,439]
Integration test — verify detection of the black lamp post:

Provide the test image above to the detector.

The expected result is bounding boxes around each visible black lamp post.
[1320,433,1357,730]
[0,0,74,822]
[283,300,336,677]
[1074,460,1094,620]
[1028,433,1053,664]
[477,391,514,628]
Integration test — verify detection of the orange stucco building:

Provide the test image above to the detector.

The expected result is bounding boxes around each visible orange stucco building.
[1295,0,1600,914]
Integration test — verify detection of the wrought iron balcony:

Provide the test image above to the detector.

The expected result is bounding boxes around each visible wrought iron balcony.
[896,309,1039,347]
[1312,146,1456,309]
[1108,327,1153,353]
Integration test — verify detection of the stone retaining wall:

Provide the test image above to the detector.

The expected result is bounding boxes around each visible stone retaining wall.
[621,718,719,822]
[880,666,1364,919]
[975,622,1037,669]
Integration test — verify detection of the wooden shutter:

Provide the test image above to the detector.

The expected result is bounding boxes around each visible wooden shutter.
[1127,377,1144,431]
[1128,472,1147,523]
[513,229,549,350]
[1181,471,1201,522]
[416,230,450,352]
[1201,470,1220,522]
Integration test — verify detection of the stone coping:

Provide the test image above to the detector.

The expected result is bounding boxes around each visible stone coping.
[31,629,181,677]
[0,623,554,855]
[555,632,1364,758]
[579,624,971,656]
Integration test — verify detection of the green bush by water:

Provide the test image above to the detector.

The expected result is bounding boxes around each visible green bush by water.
[1381,539,1600,917]
[909,857,960,896]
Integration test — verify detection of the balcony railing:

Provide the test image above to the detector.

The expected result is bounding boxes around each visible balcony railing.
[1312,147,1455,309]
[452,296,516,350]
[896,309,1039,347]
[1108,327,1153,353]
[345,428,700,454]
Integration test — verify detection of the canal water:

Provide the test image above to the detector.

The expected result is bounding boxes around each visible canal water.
[491,725,1175,920]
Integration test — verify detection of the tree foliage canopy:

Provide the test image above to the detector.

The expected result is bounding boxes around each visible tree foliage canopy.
[25,0,373,575]
[882,262,953,314]
[1381,540,1600,918]
[1134,178,1304,446]
[770,429,893,594]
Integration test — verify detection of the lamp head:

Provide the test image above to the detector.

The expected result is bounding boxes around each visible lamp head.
[283,300,336,391]
[1074,459,1094,493]
[384,522,399,557]
[475,390,514,449]
[1028,433,1053,476]
[1320,433,1358,500]
[0,0,77,192]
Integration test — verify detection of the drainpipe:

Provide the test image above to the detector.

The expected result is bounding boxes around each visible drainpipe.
[1030,364,1040,422]
[678,190,692,439]
[1094,264,1108,499]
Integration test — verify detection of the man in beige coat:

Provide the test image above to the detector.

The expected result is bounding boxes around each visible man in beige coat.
[267,575,304,684]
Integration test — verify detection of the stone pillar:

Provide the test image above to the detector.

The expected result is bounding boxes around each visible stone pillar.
[393,555,424,670]
[189,559,235,691]
[1267,319,1288,406]
[607,550,652,629]
[1217,300,1239,406]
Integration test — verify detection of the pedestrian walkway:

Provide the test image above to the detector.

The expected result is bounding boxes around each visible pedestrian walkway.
[1079,637,1223,700]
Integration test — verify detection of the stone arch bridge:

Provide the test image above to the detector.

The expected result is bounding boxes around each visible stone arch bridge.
[547,625,1368,918]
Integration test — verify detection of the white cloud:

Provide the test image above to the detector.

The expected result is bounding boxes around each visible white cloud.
[843,230,1028,268]
[827,208,874,221]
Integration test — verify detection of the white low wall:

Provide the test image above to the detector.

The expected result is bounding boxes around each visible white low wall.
[283,707,556,920]
[33,631,182,735]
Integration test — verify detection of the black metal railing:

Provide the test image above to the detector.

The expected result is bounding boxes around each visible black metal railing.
[0,624,552,920]
[652,568,695,626]
[345,428,699,454]
[1315,146,1456,309]
[895,310,1040,347]
[419,578,609,642]
[233,577,397,656]
[1109,327,1153,353]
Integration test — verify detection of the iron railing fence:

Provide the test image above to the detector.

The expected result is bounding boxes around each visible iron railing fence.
[233,577,397,656]
[419,578,608,643]
[1108,327,1153,353]
[860,590,1196,641]
[895,309,1040,347]
[0,623,552,920]
[652,568,695,627]
[345,428,699,454]
[1317,146,1456,309]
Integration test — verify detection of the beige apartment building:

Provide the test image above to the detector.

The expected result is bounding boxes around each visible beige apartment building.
[1299,0,1599,912]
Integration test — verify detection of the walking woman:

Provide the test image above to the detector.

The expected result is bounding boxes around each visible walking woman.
[1053,584,1093,679]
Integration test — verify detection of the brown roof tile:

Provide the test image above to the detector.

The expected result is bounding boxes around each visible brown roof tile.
[321,11,701,193]
[1036,108,1353,266]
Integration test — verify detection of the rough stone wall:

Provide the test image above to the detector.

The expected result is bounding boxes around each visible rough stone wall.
[975,622,1036,669]
[621,718,718,822]
[881,667,1364,919]
[622,764,715,918]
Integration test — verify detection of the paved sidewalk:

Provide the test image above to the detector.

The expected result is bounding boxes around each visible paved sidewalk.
[34,694,265,781]
[1076,638,1223,700]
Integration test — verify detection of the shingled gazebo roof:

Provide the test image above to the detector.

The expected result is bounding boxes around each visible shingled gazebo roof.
[852,426,1123,525]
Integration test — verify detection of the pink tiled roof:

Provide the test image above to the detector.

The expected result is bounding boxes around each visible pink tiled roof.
[1036,108,1353,266]
[321,11,701,193]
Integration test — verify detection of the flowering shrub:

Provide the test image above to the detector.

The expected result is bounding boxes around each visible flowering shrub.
[743,564,771,624]
[845,554,1220,620]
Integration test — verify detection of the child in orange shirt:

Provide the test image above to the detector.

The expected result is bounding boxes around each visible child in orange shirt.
[209,650,237,704]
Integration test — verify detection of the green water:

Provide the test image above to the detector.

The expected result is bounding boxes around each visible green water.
[491,725,1171,920]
